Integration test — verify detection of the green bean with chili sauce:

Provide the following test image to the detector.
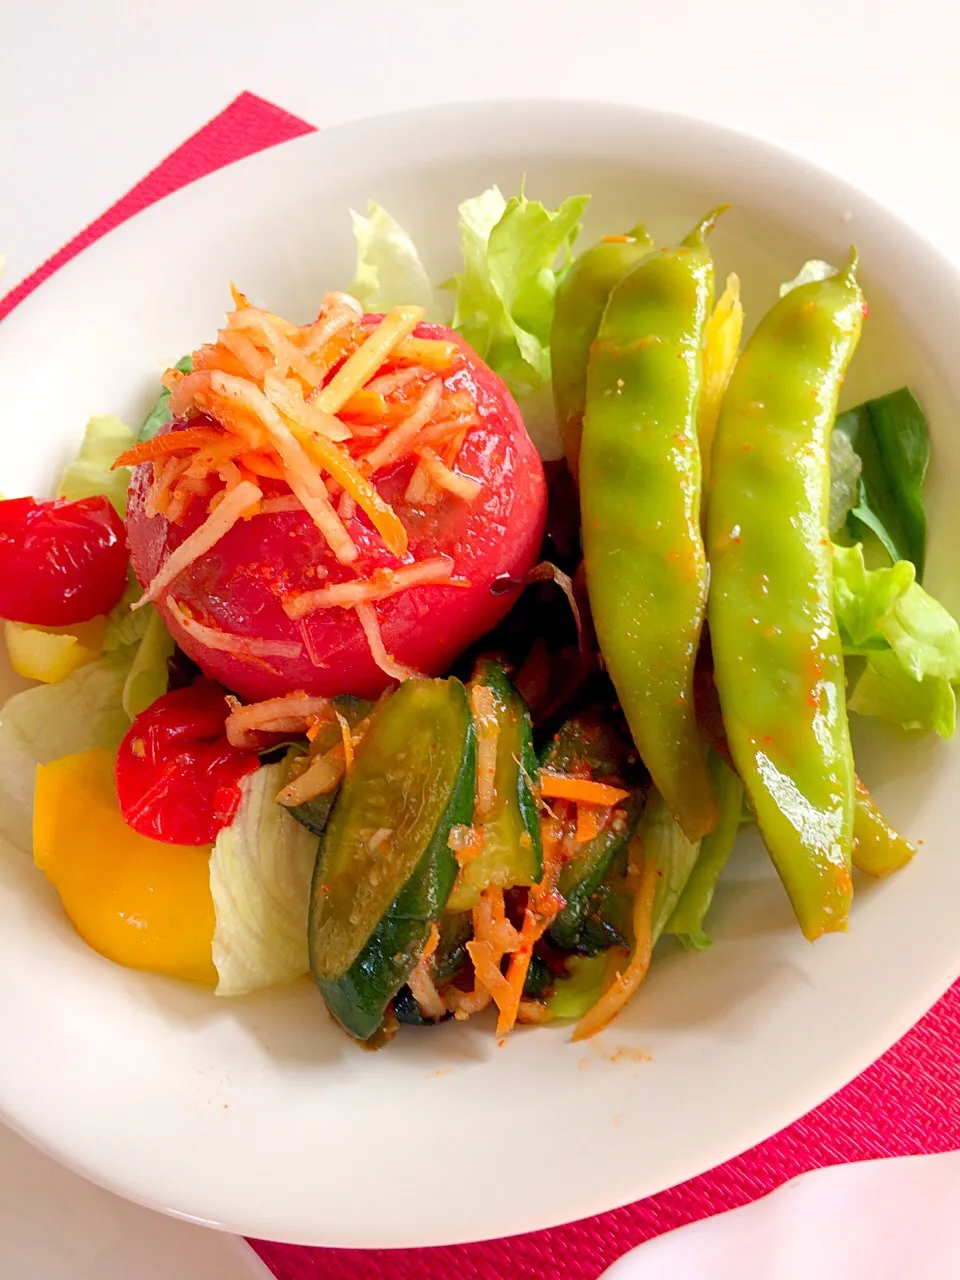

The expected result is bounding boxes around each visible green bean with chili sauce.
[706,253,864,940]
[853,777,916,877]
[550,224,655,476]
[580,209,726,842]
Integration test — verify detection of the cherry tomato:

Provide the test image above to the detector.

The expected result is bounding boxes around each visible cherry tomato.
[126,323,547,700]
[0,495,129,626]
[115,680,259,846]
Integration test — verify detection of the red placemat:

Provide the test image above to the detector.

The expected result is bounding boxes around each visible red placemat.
[3,91,959,1280]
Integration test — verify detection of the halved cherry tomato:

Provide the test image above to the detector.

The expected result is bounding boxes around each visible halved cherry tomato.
[0,495,129,626]
[115,680,259,846]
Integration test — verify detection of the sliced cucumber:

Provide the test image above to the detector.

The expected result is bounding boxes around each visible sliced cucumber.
[446,659,542,911]
[287,696,373,839]
[541,711,645,950]
[309,678,475,1040]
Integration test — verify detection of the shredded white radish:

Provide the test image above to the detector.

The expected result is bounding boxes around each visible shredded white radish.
[362,381,443,474]
[320,290,363,318]
[403,457,439,507]
[354,602,418,682]
[225,691,334,748]
[276,747,345,806]
[338,490,357,521]
[229,310,323,386]
[366,366,427,396]
[300,306,356,357]
[133,480,262,609]
[283,557,457,620]
[217,327,273,379]
[280,464,358,565]
[408,957,447,1021]
[314,306,424,414]
[263,370,351,443]
[167,599,303,659]
[416,448,482,501]
[168,369,215,419]
[471,684,499,821]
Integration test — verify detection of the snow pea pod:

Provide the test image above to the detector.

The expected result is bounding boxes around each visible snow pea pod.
[551,224,655,475]
[580,210,724,842]
[852,778,916,877]
[706,255,863,940]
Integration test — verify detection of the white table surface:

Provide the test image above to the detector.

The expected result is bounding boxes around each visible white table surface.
[2,1,959,1275]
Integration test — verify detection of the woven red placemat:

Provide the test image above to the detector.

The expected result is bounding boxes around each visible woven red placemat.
[3,90,958,1280]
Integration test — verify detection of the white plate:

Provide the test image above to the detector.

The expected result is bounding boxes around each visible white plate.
[602,1152,960,1279]
[0,101,958,1249]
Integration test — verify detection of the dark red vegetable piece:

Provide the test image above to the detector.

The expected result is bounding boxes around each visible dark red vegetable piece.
[115,680,259,846]
[0,495,129,626]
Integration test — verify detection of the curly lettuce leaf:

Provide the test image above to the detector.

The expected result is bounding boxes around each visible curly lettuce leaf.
[348,201,438,316]
[210,756,319,996]
[446,185,589,456]
[0,655,133,849]
[121,610,175,719]
[848,651,955,738]
[139,354,193,442]
[833,542,960,736]
[665,754,744,950]
[57,414,136,515]
[829,429,863,533]
[834,388,930,579]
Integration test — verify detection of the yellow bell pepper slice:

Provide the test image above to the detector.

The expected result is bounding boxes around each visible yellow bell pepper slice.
[699,272,744,497]
[34,749,217,984]
[5,616,108,684]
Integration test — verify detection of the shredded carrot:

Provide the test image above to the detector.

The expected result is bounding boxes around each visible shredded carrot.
[538,772,630,807]
[113,427,228,469]
[339,389,388,422]
[335,709,354,773]
[238,451,284,480]
[576,804,604,844]
[497,817,566,1037]
[572,846,658,1041]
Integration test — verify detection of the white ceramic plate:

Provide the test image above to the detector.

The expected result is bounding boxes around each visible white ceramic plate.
[0,101,958,1249]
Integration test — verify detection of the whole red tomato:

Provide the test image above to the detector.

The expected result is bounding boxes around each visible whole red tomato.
[0,495,129,626]
[115,680,260,846]
[126,324,547,700]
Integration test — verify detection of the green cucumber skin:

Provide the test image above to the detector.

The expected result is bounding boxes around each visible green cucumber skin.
[478,659,543,876]
[548,794,644,950]
[447,660,542,909]
[288,792,336,838]
[540,711,645,950]
[314,705,476,1041]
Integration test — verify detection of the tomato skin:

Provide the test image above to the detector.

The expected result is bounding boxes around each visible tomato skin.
[0,495,129,626]
[115,680,259,846]
[126,324,547,700]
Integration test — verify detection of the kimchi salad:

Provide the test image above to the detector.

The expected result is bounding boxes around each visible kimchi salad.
[1,188,957,1045]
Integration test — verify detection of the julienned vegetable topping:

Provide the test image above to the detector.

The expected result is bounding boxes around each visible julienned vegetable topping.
[123,292,547,700]
[4,182,958,1047]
